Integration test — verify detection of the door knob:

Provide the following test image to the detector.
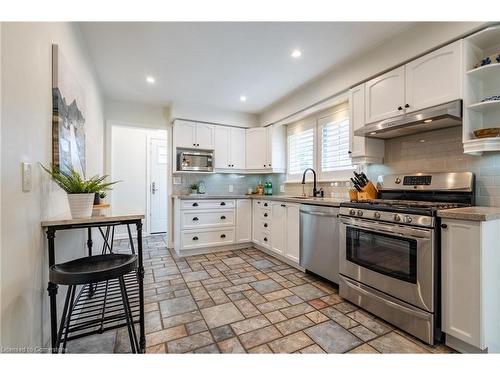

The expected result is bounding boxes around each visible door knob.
[398,106,403,111]
[405,104,410,108]
[192,217,199,221]
[193,236,198,241]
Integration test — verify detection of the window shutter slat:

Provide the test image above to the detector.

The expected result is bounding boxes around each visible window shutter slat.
[287,128,314,176]
[321,118,353,172]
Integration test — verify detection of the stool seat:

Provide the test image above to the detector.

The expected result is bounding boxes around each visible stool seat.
[50,254,137,285]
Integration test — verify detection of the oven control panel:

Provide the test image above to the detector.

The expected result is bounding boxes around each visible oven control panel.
[402,175,432,186]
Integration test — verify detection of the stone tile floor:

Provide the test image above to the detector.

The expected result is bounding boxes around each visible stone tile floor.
[67,234,454,354]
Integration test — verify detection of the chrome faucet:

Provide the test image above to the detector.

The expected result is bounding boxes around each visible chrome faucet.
[301,168,322,197]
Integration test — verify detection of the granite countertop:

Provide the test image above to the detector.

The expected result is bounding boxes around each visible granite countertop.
[171,194,346,207]
[437,206,500,222]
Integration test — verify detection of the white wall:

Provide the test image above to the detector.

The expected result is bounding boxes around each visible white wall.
[171,101,258,128]
[105,99,169,129]
[1,22,105,349]
[259,22,487,126]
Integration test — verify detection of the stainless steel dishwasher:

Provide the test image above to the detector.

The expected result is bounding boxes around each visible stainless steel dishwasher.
[299,204,340,284]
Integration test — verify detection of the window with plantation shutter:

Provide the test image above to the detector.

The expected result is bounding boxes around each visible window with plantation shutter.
[286,121,315,181]
[285,100,353,182]
[320,112,353,178]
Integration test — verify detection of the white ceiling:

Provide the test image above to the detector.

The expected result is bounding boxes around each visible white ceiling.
[79,22,414,113]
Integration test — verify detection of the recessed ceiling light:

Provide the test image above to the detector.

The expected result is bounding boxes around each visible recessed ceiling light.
[291,49,302,58]
[419,139,427,143]
[240,95,247,102]
[370,132,377,135]
[423,119,433,123]
[146,76,155,84]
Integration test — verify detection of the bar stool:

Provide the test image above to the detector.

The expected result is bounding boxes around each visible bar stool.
[50,253,139,353]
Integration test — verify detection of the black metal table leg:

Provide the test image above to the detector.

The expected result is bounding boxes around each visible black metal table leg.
[87,228,96,297]
[46,228,58,353]
[136,220,146,352]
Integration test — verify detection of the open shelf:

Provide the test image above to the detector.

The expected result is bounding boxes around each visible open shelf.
[467,100,500,113]
[467,63,500,80]
[464,137,500,154]
[466,25,500,51]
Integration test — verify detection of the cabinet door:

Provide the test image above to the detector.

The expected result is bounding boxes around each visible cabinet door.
[365,66,405,123]
[442,219,483,348]
[214,126,231,169]
[252,200,262,245]
[173,120,197,148]
[196,123,215,149]
[230,127,246,169]
[284,204,300,263]
[270,202,286,255]
[267,126,286,171]
[246,128,268,169]
[349,84,366,158]
[405,41,462,113]
[235,199,252,243]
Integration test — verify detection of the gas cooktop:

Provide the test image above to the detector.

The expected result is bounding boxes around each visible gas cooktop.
[341,199,468,215]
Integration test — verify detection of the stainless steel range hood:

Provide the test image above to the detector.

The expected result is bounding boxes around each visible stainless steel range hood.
[354,100,462,139]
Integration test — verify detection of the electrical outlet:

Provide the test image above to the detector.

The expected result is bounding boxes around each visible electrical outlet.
[173,177,182,185]
[280,184,285,193]
[22,162,32,192]
[228,184,233,193]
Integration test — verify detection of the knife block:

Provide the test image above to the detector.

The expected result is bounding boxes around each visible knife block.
[357,181,378,201]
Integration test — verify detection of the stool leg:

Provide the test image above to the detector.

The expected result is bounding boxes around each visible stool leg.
[118,276,138,353]
[61,285,77,353]
[55,285,73,351]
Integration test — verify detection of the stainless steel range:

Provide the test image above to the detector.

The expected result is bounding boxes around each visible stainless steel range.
[339,172,475,344]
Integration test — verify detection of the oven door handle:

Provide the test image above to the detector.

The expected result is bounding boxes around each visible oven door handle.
[342,277,430,320]
[340,218,431,239]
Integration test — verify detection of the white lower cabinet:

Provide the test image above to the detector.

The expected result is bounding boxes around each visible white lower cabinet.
[270,202,286,255]
[284,204,300,263]
[235,199,252,243]
[441,218,500,353]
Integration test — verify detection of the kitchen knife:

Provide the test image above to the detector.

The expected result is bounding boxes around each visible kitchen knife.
[350,178,362,192]
[353,172,366,187]
[359,172,369,184]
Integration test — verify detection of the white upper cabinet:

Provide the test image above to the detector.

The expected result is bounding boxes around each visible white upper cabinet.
[230,127,246,169]
[405,40,462,112]
[245,128,268,169]
[365,66,406,123]
[267,126,286,172]
[196,123,215,149]
[349,83,385,164]
[173,120,214,150]
[214,126,231,169]
[173,120,197,148]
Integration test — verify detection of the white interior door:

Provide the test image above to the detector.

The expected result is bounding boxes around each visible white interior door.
[150,138,168,233]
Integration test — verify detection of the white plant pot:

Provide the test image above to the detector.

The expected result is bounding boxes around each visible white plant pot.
[67,193,95,218]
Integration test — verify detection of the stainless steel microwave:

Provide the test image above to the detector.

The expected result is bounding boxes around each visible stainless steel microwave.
[177,149,214,172]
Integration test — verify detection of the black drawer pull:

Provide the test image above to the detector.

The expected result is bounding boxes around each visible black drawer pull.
[220,202,226,206]
[192,236,199,241]
[441,224,448,229]
[264,213,268,217]
[220,234,226,238]
[281,204,286,207]
[264,203,268,207]
[192,217,199,221]
[192,203,198,207]
[264,223,268,228]
[220,215,226,220]
[263,237,268,242]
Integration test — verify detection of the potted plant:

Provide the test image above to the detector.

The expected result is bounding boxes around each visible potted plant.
[189,183,199,195]
[41,164,119,218]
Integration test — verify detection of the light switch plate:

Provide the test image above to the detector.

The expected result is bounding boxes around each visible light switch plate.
[228,184,233,193]
[173,177,182,185]
[22,162,32,192]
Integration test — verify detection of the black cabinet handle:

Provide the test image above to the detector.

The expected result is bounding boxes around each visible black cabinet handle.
[197,143,200,146]
[263,164,266,167]
[398,106,403,111]
[264,223,268,228]
[264,203,268,207]
[269,164,272,167]
[193,143,196,146]
[220,234,226,238]
[220,215,226,220]
[263,237,268,242]
[348,151,352,154]
[193,236,199,241]
[192,203,198,207]
[405,104,410,108]
[281,204,286,207]
[264,213,268,217]
[441,224,448,229]
[220,202,226,206]
[192,217,199,221]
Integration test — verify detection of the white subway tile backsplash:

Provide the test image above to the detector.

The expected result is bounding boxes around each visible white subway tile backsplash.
[367,126,500,207]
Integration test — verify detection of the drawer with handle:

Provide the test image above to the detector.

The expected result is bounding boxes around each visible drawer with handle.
[181,199,235,210]
[181,228,235,249]
[181,210,235,229]
[258,231,271,249]
[259,220,271,232]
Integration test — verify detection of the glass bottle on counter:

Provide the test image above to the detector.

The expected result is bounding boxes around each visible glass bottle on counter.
[267,180,273,195]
